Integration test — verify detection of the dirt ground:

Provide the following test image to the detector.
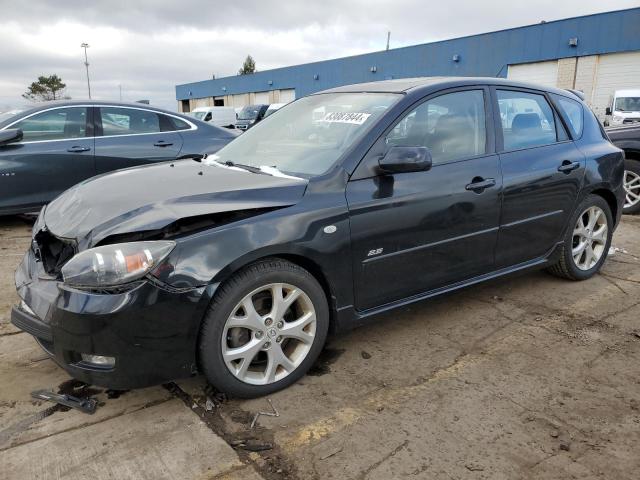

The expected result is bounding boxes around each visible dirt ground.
[1,214,639,480]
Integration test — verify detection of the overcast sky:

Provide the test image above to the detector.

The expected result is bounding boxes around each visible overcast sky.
[1,0,638,111]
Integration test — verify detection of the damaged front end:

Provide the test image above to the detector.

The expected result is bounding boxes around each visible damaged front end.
[12,159,309,389]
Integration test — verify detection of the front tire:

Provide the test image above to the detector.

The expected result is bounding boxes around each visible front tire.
[547,194,613,281]
[198,258,329,398]
[623,159,640,215]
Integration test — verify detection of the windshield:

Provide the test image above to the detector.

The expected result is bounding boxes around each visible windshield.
[0,110,23,126]
[192,111,207,120]
[209,92,400,176]
[238,105,264,120]
[615,96,640,112]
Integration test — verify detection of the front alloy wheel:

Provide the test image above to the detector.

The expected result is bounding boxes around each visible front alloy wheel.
[199,259,329,398]
[221,283,317,385]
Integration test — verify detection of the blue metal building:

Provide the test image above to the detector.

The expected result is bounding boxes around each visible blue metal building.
[175,7,640,118]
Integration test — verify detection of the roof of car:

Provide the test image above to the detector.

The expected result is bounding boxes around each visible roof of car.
[0,100,199,129]
[9,100,185,118]
[318,76,580,99]
[614,89,640,96]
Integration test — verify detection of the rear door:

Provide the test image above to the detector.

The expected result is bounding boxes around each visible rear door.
[0,106,94,213]
[493,87,585,268]
[346,87,502,311]
[94,106,184,173]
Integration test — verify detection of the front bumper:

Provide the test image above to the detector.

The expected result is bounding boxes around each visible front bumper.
[13,248,210,390]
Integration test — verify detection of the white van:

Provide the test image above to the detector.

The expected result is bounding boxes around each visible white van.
[605,89,640,126]
[189,107,237,129]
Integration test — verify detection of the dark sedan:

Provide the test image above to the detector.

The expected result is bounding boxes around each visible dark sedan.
[12,78,624,398]
[0,101,238,215]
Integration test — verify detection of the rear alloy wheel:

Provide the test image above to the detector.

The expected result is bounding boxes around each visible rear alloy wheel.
[199,259,329,398]
[623,159,640,214]
[571,206,608,271]
[547,195,613,281]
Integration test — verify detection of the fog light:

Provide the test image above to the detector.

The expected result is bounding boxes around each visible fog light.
[80,354,116,368]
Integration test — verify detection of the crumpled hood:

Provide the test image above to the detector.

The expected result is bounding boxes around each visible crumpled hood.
[44,159,308,248]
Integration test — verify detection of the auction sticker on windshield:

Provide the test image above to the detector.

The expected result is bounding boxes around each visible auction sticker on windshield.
[321,112,372,125]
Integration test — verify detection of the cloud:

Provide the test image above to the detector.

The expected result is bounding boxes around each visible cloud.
[0,0,637,110]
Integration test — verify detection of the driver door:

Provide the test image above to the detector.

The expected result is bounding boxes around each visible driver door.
[346,87,502,311]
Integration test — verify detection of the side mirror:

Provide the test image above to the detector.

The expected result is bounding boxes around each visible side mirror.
[379,146,432,174]
[605,107,612,116]
[0,129,23,146]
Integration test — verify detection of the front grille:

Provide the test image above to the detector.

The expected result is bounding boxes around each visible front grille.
[623,118,640,124]
[32,229,76,277]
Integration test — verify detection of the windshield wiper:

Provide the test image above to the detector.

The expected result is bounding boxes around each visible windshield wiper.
[220,160,272,175]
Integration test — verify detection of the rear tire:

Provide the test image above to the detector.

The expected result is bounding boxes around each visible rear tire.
[623,159,640,215]
[198,258,329,398]
[547,194,613,281]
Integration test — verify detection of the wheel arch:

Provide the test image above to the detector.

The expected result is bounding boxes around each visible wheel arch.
[589,187,618,221]
[623,149,640,161]
[202,250,340,334]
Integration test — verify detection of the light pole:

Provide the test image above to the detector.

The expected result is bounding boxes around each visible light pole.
[81,43,91,99]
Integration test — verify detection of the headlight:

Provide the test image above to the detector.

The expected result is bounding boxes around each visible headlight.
[61,241,175,287]
[612,115,624,124]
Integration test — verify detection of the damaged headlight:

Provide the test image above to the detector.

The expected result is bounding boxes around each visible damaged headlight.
[61,241,175,287]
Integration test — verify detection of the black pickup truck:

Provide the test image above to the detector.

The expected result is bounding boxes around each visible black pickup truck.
[607,125,640,214]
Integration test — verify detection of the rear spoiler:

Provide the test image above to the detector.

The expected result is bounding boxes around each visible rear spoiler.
[566,89,586,101]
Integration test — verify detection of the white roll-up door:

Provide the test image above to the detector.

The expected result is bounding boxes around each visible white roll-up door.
[230,94,249,108]
[590,51,640,120]
[507,61,559,88]
[254,91,270,104]
[191,97,211,109]
[279,89,296,103]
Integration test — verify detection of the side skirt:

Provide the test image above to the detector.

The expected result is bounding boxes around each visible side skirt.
[334,242,563,332]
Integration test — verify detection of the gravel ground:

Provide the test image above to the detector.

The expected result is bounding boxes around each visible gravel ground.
[1,214,639,479]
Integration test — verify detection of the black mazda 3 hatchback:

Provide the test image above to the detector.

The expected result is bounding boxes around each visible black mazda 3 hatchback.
[13,78,625,397]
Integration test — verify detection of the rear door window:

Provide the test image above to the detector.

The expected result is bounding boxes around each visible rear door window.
[99,107,161,136]
[497,90,560,150]
[12,107,88,142]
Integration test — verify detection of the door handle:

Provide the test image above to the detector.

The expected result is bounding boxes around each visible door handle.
[154,141,173,147]
[557,160,580,174]
[67,146,91,153]
[465,177,496,193]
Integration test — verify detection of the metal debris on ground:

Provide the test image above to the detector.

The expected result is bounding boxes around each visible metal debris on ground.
[31,389,97,414]
[205,397,216,411]
[250,398,280,429]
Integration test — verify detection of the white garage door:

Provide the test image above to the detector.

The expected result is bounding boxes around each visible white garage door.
[279,89,296,103]
[507,61,558,88]
[231,94,249,108]
[254,91,270,104]
[590,51,640,120]
[192,97,211,109]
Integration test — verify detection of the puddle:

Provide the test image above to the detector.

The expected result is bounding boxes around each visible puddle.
[307,348,345,376]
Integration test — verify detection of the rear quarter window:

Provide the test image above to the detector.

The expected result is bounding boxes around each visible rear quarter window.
[170,116,192,131]
[553,95,584,138]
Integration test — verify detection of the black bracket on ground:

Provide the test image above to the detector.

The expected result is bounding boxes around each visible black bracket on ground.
[31,389,98,415]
